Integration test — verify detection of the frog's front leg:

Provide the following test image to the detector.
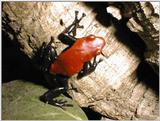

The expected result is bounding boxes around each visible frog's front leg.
[77,56,103,79]
[39,37,58,73]
[58,11,86,46]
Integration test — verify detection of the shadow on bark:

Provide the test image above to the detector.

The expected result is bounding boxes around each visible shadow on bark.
[85,2,146,59]
[84,2,159,95]
[2,30,48,88]
[137,61,159,95]
[85,2,112,27]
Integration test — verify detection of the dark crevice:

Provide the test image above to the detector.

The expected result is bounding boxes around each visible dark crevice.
[82,107,102,120]
[137,61,159,95]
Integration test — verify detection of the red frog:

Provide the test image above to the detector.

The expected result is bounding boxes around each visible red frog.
[38,11,106,108]
[50,35,105,77]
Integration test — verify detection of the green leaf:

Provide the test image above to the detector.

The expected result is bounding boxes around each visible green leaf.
[2,80,87,120]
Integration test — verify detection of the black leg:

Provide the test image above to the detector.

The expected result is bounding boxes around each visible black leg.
[77,56,103,79]
[40,75,73,108]
[38,37,58,73]
[40,87,72,108]
[58,11,86,46]
[67,11,86,36]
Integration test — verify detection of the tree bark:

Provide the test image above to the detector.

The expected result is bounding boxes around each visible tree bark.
[125,2,159,74]
[2,2,159,120]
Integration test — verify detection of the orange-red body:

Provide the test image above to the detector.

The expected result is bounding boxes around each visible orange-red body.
[50,35,105,77]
